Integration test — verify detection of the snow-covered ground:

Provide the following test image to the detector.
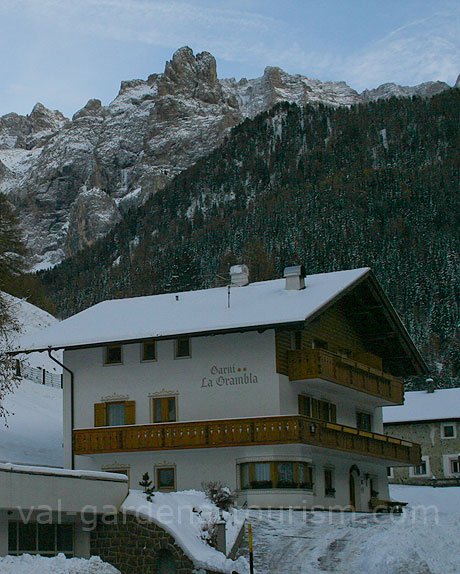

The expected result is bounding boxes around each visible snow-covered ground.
[243,485,460,573]
[0,554,120,573]
[0,379,63,466]
[1,294,63,466]
[122,489,248,573]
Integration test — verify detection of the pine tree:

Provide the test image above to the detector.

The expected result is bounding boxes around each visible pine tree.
[139,472,155,502]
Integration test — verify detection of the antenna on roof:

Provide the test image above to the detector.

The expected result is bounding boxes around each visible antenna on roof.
[227,265,249,308]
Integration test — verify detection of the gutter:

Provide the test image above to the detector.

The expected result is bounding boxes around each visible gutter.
[47,349,75,470]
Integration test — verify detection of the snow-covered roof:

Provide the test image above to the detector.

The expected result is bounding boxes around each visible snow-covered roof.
[383,388,460,424]
[15,268,370,352]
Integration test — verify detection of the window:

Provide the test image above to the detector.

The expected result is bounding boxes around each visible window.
[413,461,427,475]
[105,344,122,365]
[156,467,175,491]
[253,462,271,488]
[8,522,74,557]
[356,411,372,431]
[387,467,394,479]
[441,423,456,439]
[451,459,460,474]
[410,455,430,477]
[142,340,157,362]
[291,331,302,350]
[298,395,336,423]
[175,337,191,358]
[298,395,311,416]
[239,461,313,490]
[107,402,126,426]
[94,401,135,427]
[324,468,335,497]
[277,462,295,488]
[103,467,130,486]
[152,397,177,422]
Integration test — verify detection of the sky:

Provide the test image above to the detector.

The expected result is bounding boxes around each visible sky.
[1,0,459,118]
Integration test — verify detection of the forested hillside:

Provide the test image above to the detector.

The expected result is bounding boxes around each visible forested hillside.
[39,89,460,387]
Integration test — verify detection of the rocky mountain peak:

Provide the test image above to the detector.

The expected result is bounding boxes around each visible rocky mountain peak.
[72,99,104,121]
[28,103,68,133]
[159,46,222,103]
[1,47,457,271]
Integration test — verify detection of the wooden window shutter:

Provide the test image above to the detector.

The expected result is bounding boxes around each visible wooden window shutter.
[125,401,136,425]
[94,403,106,427]
[330,403,337,423]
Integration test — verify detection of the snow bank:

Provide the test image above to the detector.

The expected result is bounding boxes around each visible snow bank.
[121,489,248,573]
[0,379,63,467]
[0,554,120,573]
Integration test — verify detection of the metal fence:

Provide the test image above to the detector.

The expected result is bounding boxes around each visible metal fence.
[17,362,63,389]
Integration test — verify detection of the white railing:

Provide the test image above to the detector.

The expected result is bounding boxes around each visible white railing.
[17,363,63,389]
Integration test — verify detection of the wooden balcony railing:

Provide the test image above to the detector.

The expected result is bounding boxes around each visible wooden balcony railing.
[288,349,404,404]
[73,415,420,465]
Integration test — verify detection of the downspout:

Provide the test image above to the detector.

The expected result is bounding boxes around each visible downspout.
[47,349,75,470]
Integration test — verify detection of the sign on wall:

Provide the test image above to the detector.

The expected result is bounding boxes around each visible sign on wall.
[201,364,259,388]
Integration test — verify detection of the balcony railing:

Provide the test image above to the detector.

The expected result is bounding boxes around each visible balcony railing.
[288,349,404,404]
[73,415,420,465]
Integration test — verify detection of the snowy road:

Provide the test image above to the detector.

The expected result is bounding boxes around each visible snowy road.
[243,487,460,574]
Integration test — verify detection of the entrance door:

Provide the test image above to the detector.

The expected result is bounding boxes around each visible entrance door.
[349,474,356,510]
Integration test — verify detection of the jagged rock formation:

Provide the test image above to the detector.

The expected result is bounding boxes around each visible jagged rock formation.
[0,46,455,269]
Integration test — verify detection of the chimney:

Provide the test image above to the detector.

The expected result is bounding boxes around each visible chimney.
[426,378,435,393]
[284,265,306,290]
[230,264,249,286]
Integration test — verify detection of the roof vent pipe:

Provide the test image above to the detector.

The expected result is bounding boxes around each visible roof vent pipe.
[284,265,306,290]
[230,264,249,286]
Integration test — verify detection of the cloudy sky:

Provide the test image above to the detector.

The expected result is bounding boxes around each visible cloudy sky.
[1,0,459,117]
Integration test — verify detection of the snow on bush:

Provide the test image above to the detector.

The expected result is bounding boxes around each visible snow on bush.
[0,554,120,574]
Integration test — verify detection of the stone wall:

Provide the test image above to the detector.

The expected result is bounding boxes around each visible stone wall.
[90,512,197,574]
[385,421,460,485]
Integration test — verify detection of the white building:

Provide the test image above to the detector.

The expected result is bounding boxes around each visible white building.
[17,265,426,511]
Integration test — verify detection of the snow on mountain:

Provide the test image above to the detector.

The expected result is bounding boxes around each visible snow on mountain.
[0,46,455,270]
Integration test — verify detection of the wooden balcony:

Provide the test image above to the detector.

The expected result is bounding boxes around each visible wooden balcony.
[73,415,420,465]
[288,349,404,404]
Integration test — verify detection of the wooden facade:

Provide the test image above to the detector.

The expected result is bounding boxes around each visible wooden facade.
[288,349,404,404]
[73,415,420,465]
[276,298,405,404]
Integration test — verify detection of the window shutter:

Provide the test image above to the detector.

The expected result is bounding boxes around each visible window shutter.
[330,403,337,423]
[94,403,106,427]
[125,401,136,425]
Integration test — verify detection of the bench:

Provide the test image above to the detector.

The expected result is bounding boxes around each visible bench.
[369,497,408,513]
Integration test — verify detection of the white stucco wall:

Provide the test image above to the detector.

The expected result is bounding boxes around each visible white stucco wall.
[64,330,280,465]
